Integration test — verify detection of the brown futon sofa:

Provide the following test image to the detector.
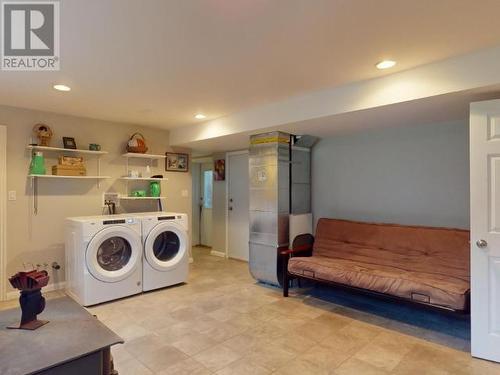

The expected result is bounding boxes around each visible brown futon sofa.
[282,218,470,312]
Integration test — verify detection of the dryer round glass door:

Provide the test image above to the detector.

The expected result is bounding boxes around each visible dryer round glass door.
[144,222,188,271]
[86,226,141,283]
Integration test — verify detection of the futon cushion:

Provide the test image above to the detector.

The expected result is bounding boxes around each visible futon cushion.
[288,218,470,310]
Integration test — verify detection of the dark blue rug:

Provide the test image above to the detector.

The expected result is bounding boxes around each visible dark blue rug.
[294,283,470,351]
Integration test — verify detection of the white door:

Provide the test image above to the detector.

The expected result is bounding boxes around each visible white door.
[228,152,249,261]
[470,99,500,362]
[200,163,213,247]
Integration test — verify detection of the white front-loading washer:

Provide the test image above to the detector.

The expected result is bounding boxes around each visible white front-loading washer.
[65,215,143,306]
[138,212,189,291]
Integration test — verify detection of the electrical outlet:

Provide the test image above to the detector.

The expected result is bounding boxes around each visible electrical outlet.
[8,191,16,201]
[181,189,189,198]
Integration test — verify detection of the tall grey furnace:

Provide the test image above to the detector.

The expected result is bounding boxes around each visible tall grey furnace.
[248,131,316,286]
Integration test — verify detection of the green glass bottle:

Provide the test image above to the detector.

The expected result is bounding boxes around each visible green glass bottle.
[29,152,46,175]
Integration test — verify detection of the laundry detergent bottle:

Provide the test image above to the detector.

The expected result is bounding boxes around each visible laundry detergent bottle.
[29,151,46,175]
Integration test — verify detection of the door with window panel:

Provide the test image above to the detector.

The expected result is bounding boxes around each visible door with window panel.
[200,163,213,247]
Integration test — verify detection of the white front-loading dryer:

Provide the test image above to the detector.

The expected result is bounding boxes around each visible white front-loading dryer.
[65,215,143,306]
[139,212,189,291]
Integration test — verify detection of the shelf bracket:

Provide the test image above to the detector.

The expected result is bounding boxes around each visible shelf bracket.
[31,177,38,216]
[97,157,101,189]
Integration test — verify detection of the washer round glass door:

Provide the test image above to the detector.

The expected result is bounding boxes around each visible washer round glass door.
[86,226,141,283]
[144,222,187,271]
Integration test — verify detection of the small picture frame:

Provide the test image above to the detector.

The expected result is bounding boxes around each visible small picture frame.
[165,152,189,172]
[214,159,225,181]
[62,137,77,149]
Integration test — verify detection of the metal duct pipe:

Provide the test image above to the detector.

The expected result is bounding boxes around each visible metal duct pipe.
[248,132,317,286]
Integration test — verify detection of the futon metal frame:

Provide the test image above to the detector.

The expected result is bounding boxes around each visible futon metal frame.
[280,234,470,316]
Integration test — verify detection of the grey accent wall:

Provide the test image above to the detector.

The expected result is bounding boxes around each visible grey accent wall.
[311,120,470,229]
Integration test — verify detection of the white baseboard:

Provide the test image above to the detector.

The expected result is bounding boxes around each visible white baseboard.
[6,281,66,300]
[210,250,227,258]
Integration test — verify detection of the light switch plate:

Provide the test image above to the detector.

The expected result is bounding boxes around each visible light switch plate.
[181,189,189,198]
[8,191,16,201]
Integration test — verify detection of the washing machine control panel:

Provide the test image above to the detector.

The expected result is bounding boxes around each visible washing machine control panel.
[103,219,125,225]
[102,218,137,225]
[158,215,176,221]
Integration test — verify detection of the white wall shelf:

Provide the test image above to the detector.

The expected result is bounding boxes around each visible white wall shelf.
[122,152,165,159]
[27,146,109,215]
[119,177,168,181]
[121,153,167,212]
[28,174,111,179]
[27,145,108,155]
[120,196,166,200]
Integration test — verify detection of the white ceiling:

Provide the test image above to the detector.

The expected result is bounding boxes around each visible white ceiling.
[1,0,500,129]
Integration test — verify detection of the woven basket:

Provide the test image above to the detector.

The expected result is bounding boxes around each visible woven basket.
[33,123,53,147]
[126,132,148,153]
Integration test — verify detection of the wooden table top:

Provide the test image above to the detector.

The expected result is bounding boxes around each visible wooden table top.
[0,296,123,375]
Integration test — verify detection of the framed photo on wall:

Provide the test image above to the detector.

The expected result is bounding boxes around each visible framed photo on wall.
[62,137,77,149]
[165,152,189,172]
[214,159,225,181]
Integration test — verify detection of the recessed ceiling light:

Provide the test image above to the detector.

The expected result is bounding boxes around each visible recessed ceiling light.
[376,60,396,70]
[53,84,71,92]
[195,113,206,119]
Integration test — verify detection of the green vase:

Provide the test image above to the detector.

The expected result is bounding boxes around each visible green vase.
[150,181,161,197]
[30,152,46,175]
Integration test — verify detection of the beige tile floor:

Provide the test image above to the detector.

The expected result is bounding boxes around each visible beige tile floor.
[2,247,500,374]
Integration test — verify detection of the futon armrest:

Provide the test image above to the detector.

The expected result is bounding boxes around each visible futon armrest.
[279,244,313,256]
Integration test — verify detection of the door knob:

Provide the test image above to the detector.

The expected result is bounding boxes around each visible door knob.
[476,239,488,248]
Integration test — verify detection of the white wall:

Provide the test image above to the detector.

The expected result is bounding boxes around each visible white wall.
[1,105,192,295]
[191,162,201,246]
[312,120,469,229]
[211,152,227,255]
[0,125,7,300]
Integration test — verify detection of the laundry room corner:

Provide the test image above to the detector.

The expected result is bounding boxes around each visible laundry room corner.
[1,105,192,299]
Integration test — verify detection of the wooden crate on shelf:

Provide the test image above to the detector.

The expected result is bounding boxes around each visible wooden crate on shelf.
[58,156,84,166]
[52,164,87,176]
